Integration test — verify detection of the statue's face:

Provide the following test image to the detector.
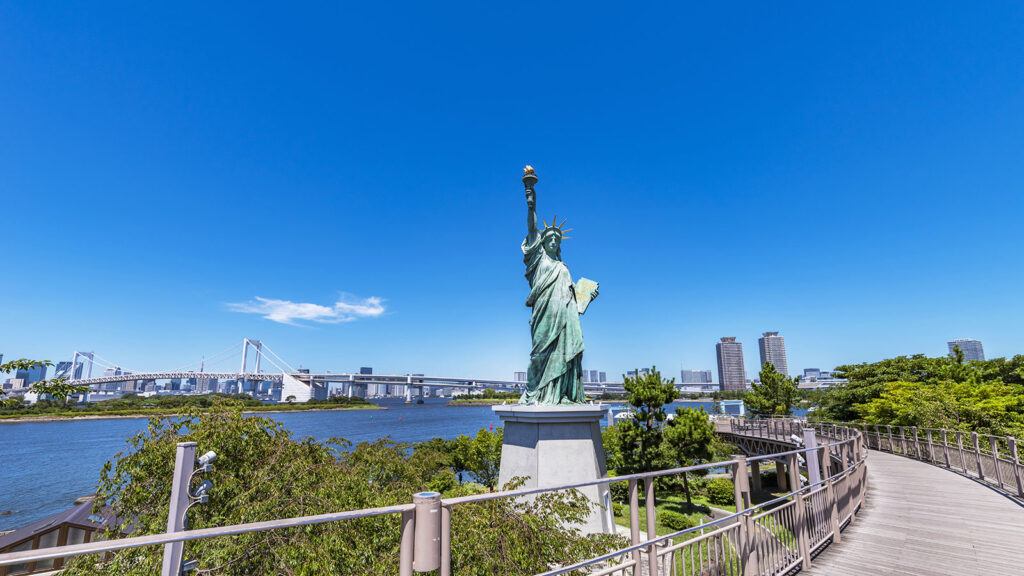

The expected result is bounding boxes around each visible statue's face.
[543,234,560,257]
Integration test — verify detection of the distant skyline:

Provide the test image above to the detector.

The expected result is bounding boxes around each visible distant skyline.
[2,3,1022,380]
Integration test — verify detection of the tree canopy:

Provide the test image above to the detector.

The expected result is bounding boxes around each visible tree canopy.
[744,363,798,418]
[813,352,1024,437]
[63,410,621,575]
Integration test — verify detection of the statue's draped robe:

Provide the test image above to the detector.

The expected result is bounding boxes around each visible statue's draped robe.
[520,234,585,405]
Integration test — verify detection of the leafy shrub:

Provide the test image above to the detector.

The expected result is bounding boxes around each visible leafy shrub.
[761,470,778,489]
[659,510,699,531]
[613,502,624,517]
[705,477,735,505]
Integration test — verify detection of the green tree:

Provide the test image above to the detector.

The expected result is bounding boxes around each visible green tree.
[744,363,798,417]
[613,367,677,475]
[661,407,715,506]
[452,427,504,490]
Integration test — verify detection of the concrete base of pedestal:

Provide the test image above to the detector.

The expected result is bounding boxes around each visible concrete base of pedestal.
[492,404,614,534]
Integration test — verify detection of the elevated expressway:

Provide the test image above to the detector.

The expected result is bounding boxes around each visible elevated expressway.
[723,419,1024,576]
[66,371,625,400]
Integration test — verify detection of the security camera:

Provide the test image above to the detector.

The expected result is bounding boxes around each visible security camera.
[197,451,217,466]
[192,480,213,502]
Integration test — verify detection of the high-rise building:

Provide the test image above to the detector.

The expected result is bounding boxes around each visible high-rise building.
[626,368,651,379]
[514,371,527,382]
[15,364,47,386]
[716,337,746,391]
[598,371,607,383]
[758,332,789,376]
[681,369,713,384]
[948,339,985,362]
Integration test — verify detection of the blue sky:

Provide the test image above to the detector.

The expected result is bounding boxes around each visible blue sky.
[2,2,1022,381]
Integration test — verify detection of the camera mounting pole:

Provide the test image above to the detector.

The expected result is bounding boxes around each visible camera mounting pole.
[161,442,196,576]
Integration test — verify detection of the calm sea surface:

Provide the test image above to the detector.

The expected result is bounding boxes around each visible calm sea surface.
[0,398,740,531]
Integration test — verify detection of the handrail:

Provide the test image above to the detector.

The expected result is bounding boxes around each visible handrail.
[0,418,869,576]
[813,419,1024,501]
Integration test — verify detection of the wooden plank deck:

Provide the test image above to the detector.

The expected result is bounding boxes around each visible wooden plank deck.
[804,449,1024,575]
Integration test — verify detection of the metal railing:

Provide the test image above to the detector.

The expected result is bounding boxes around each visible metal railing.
[0,419,867,576]
[817,420,1024,500]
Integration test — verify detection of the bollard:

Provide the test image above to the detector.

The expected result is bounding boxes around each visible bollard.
[412,492,441,572]
[161,442,196,576]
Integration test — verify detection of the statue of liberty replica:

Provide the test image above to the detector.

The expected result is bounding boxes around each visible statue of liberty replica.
[495,166,612,534]
[520,165,599,405]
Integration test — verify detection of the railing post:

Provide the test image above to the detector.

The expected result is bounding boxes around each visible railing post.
[989,437,1004,490]
[1008,437,1024,498]
[842,441,855,524]
[399,508,415,576]
[941,430,950,468]
[161,441,196,576]
[874,424,881,451]
[644,477,659,576]
[439,504,451,576]
[786,453,811,569]
[898,427,906,455]
[911,426,921,459]
[732,455,758,576]
[925,429,933,462]
[750,459,761,493]
[628,479,641,576]
[826,475,841,544]
[803,429,821,486]
[887,425,895,453]
[412,492,441,573]
[776,460,788,491]
[957,431,967,472]
[972,432,984,480]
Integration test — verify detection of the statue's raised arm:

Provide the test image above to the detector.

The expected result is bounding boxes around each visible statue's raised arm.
[523,165,539,245]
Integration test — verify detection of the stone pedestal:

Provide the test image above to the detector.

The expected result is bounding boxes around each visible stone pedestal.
[492,404,614,534]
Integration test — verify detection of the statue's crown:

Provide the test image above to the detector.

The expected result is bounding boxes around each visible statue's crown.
[541,215,572,240]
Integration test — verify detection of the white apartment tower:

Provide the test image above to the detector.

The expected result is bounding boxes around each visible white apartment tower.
[716,337,747,391]
[948,339,985,362]
[758,331,789,376]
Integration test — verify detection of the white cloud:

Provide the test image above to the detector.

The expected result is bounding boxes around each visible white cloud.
[226,295,386,325]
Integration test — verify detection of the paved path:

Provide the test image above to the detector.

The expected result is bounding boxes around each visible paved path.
[805,449,1024,575]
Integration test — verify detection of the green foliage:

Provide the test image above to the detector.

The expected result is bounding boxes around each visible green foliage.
[612,367,677,475]
[659,510,699,531]
[452,389,521,401]
[63,410,622,576]
[813,353,1024,437]
[662,407,715,506]
[452,427,503,490]
[704,478,735,506]
[744,363,798,417]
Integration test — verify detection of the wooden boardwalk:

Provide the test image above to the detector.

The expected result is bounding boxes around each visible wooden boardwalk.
[804,449,1024,575]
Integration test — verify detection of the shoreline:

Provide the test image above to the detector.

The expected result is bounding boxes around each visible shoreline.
[0,404,383,424]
